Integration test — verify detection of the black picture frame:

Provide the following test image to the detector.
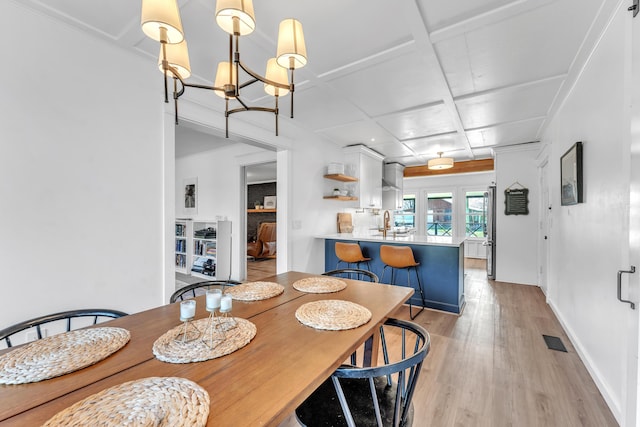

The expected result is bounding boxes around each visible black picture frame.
[560,141,583,206]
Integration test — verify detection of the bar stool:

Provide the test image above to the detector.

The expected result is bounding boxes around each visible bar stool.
[334,242,371,272]
[380,245,427,319]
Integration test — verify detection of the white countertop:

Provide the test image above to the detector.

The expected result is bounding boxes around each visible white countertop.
[318,233,465,247]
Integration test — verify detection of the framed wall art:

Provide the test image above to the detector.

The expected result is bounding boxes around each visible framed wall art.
[183,177,198,215]
[560,141,583,206]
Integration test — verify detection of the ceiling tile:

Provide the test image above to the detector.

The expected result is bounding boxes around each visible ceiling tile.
[455,78,562,129]
[254,0,414,76]
[466,118,544,148]
[26,0,138,39]
[328,51,446,117]
[318,121,396,146]
[402,132,467,157]
[377,103,456,140]
[417,0,514,32]
[435,0,602,96]
[289,86,365,131]
[366,141,415,158]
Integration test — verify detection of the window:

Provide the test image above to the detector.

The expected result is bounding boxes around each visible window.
[394,194,415,228]
[465,191,487,238]
[426,192,453,236]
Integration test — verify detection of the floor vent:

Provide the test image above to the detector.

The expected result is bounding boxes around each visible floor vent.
[543,335,568,352]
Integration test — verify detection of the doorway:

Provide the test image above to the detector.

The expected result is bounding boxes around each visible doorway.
[245,162,277,281]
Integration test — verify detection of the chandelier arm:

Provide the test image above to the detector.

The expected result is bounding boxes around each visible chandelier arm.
[237,60,291,90]
[173,78,179,125]
[182,82,224,92]
[227,106,277,115]
[290,68,295,119]
[238,77,259,90]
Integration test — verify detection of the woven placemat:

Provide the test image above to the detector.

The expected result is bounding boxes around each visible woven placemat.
[295,300,372,330]
[0,327,130,385]
[43,376,209,427]
[153,318,256,363]
[224,281,284,301]
[293,277,347,293]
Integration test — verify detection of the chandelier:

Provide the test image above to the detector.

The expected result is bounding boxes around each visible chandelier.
[141,0,308,137]
[427,152,454,170]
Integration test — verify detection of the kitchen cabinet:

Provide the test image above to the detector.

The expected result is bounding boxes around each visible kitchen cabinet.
[343,144,384,209]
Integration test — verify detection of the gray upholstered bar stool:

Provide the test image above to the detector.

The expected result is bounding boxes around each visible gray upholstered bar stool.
[380,245,427,319]
[335,242,371,271]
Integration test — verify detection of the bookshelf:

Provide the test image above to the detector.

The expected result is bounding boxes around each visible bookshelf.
[190,220,232,280]
[174,219,191,274]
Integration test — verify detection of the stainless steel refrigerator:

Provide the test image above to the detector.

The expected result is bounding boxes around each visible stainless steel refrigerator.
[484,186,496,279]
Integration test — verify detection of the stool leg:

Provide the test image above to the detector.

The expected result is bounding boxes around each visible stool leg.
[381,265,389,284]
[408,266,425,320]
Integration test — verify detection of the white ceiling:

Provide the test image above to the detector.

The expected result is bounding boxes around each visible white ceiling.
[20,0,608,166]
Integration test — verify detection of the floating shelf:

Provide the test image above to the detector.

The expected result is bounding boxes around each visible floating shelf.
[323,196,359,201]
[247,209,277,213]
[323,174,358,182]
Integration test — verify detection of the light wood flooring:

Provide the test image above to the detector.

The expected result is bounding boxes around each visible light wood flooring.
[277,258,618,427]
[247,257,277,281]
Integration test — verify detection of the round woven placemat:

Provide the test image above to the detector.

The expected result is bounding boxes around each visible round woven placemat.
[293,277,347,293]
[224,281,284,301]
[42,376,209,427]
[295,300,372,330]
[0,327,130,385]
[153,318,257,363]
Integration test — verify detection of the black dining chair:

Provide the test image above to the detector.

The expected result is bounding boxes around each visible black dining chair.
[296,318,430,427]
[170,280,242,303]
[323,268,379,283]
[0,309,128,349]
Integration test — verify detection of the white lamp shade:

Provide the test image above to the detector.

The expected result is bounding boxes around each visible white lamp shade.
[141,0,184,44]
[158,40,191,79]
[214,62,238,98]
[427,155,454,170]
[276,19,307,69]
[264,58,290,97]
[215,0,256,35]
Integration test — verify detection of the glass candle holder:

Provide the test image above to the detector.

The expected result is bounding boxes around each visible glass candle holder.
[175,300,200,343]
[206,289,222,312]
[219,294,237,331]
[202,289,225,348]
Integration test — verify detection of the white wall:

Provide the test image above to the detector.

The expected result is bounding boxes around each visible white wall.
[541,4,628,421]
[0,3,166,330]
[494,145,541,285]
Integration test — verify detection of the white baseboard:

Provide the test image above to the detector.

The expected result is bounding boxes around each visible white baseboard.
[547,299,622,425]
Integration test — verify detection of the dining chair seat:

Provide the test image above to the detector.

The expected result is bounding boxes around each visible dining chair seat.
[295,318,430,427]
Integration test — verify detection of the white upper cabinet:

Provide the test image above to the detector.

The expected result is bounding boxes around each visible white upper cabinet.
[344,145,384,209]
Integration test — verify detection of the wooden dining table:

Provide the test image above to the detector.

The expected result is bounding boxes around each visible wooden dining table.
[0,271,412,426]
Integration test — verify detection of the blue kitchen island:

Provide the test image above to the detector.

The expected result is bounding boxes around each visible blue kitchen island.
[321,234,465,314]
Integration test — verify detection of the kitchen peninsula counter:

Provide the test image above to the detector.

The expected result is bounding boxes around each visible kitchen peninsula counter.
[319,234,465,314]
[320,233,465,247]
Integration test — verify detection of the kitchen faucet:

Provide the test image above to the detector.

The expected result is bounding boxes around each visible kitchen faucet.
[383,210,391,239]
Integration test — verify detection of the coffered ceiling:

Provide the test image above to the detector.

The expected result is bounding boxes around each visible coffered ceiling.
[19,0,609,165]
